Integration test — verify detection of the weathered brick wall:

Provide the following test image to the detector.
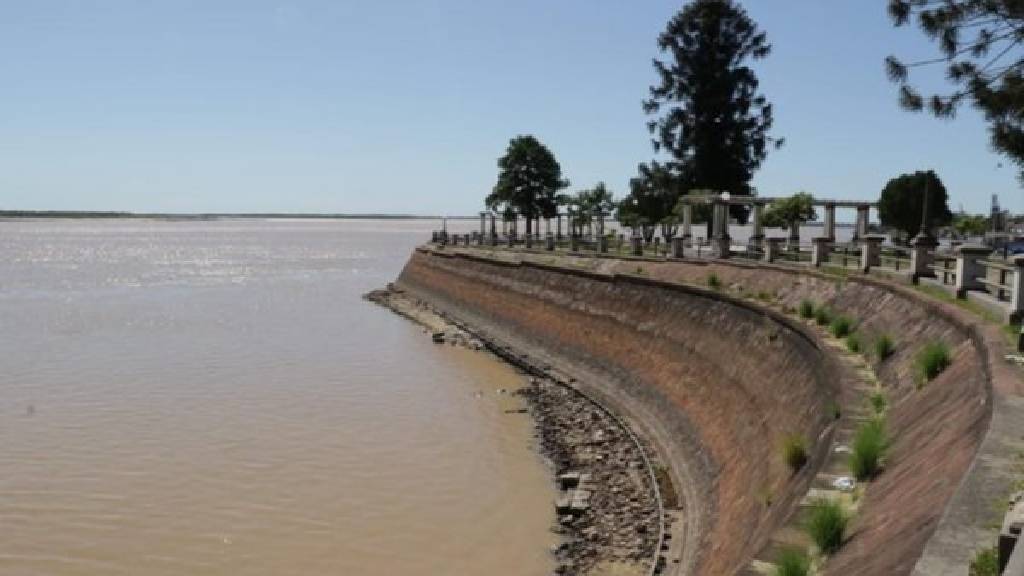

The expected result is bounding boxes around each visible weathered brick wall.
[397,250,839,575]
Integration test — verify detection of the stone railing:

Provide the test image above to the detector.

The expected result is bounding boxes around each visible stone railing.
[430,229,1024,328]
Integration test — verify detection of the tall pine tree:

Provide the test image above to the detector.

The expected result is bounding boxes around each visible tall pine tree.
[643,0,780,228]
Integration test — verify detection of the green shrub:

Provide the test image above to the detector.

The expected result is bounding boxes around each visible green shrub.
[707,273,721,289]
[874,334,894,361]
[814,306,832,326]
[774,547,810,576]
[798,299,815,319]
[849,418,887,481]
[782,434,809,472]
[804,497,848,554]
[830,315,853,338]
[917,341,951,382]
[846,333,862,353]
[969,546,999,576]
[869,391,887,415]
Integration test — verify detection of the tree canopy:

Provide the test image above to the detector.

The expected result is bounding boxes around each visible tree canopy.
[566,183,616,236]
[487,135,569,235]
[886,1,1024,181]
[762,192,817,229]
[644,0,780,215]
[878,170,954,240]
[618,162,683,241]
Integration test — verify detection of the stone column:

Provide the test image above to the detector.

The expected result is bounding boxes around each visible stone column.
[546,233,555,251]
[823,202,836,240]
[570,232,579,252]
[765,237,783,263]
[787,219,801,252]
[910,235,939,283]
[855,205,869,240]
[599,235,609,253]
[489,213,497,239]
[749,202,765,251]
[860,234,884,273]
[811,237,832,267]
[479,212,487,240]
[955,244,991,298]
[556,214,563,240]
[671,236,685,259]
[681,203,693,246]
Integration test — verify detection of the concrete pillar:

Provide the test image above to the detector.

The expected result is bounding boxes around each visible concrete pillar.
[823,202,836,240]
[1010,255,1024,323]
[671,236,685,259]
[599,235,609,253]
[910,234,939,283]
[765,237,784,263]
[525,231,533,249]
[860,235,884,273]
[489,213,497,240]
[631,236,643,256]
[546,233,555,251]
[479,212,487,239]
[681,203,693,246]
[749,203,765,250]
[788,220,800,251]
[811,237,832,267]
[955,243,992,298]
[506,232,514,248]
[556,214,563,240]
[855,205,869,240]
[570,233,579,252]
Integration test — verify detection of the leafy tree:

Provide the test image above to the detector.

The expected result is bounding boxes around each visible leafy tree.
[762,192,817,232]
[619,162,682,241]
[567,183,616,237]
[952,213,989,237]
[487,135,569,236]
[878,170,954,240]
[644,0,781,226]
[886,1,1024,181]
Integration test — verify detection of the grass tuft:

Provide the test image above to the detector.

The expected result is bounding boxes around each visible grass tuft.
[814,306,832,326]
[782,434,809,472]
[799,299,815,319]
[846,333,862,353]
[874,334,894,361]
[917,341,951,383]
[804,497,848,554]
[849,417,887,481]
[707,273,721,289]
[830,315,853,338]
[969,546,999,576]
[774,547,811,576]
[869,390,887,415]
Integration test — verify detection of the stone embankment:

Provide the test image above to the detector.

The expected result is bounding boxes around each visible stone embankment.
[383,244,1024,575]
[366,286,662,576]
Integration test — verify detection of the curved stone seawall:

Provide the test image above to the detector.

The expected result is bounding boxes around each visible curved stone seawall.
[623,259,995,576]
[397,248,840,575]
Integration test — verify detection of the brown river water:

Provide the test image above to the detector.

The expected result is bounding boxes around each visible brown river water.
[0,218,555,576]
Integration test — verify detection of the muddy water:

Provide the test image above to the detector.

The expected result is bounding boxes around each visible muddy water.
[0,219,555,576]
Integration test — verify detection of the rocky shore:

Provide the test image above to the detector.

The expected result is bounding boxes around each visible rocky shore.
[365,285,663,576]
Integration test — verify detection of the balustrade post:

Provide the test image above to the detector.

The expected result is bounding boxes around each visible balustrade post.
[954,244,991,298]
[860,235,884,273]
[765,237,783,263]
[671,236,685,259]
[811,237,831,268]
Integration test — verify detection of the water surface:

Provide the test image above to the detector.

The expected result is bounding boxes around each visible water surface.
[0,218,554,576]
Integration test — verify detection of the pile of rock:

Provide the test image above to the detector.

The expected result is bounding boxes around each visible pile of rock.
[519,378,659,576]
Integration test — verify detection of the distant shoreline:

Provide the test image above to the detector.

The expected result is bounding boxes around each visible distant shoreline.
[0,210,466,220]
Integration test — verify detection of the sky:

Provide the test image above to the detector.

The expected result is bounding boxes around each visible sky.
[0,0,1019,216]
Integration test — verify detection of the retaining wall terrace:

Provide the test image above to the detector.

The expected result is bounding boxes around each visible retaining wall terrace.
[395,247,1012,575]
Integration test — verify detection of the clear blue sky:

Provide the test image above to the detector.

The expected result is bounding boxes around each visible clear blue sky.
[1,1,1018,215]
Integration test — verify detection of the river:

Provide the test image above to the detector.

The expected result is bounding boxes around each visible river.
[0,218,555,576]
